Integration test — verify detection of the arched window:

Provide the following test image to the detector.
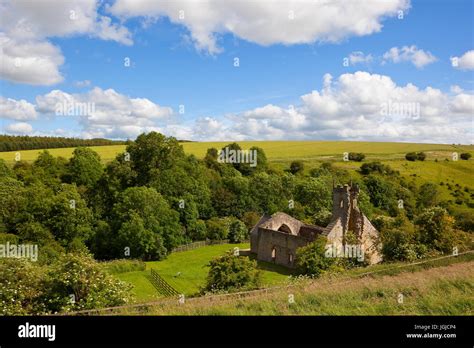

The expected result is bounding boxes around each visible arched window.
[271,247,276,261]
[288,253,293,264]
[278,224,291,234]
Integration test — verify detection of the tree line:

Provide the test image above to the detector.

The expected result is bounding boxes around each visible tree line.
[0,135,127,152]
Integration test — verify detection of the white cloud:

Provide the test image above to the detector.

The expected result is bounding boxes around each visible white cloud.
[0,33,64,85]
[0,96,37,120]
[8,73,473,143]
[196,71,472,143]
[0,0,132,44]
[382,45,437,68]
[451,50,474,70]
[348,51,373,65]
[34,87,174,139]
[449,93,474,114]
[450,85,463,94]
[110,0,410,54]
[0,0,132,85]
[5,122,33,134]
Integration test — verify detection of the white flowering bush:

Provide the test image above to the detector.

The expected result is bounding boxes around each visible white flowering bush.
[0,253,133,315]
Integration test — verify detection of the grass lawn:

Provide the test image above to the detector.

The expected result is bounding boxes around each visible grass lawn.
[115,270,162,302]
[114,243,293,301]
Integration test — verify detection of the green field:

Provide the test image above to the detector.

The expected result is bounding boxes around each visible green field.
[114,243,293,301]
[1,141,472,164]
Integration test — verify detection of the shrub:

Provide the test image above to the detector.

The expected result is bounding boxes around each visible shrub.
[203,251,261,293]
[417,152,426,161]
[189,219,207,241]
[0,258,46,315]
[405,152,426,161]
[460,153,472,160]
[348,152,365,162]
[360,161,396,175]
[241,211,261,230]
[415,207,456,253]
[228,219,248,243]
[206,217,229,240]
[43,253,133,312]
[405,152,417,161]
[290,161,304,175]
[296,236,335,277]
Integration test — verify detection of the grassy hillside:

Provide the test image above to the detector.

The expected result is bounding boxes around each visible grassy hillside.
[114,243,293,301]
[117,257,474,315]
[0,141,472,164]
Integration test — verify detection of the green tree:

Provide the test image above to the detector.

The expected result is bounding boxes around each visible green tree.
[112,186,183,254]
[363,175,397,214]
[415,207,455,253]
[204,251,261,293]
[116,213,167,260]
[228,219,248,243]
[67,147,103,187]
[206,217,229,240]
[417,182,439,209]
[127,132,185,185]
[188,219,207,241]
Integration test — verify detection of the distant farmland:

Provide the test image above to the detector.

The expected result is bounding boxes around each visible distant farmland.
[0,141,472,164]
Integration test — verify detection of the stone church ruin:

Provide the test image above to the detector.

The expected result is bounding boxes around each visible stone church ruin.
[250,183,382,268]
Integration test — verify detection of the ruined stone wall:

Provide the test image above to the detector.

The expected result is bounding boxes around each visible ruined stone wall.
[360,216,382,264]
[259,213,303,236]
[255,227,309,268]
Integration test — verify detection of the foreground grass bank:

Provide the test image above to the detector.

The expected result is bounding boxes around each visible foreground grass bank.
[119,258,473,315]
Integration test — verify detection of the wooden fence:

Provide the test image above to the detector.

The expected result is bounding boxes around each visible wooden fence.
[149,268,179,297]
[171,239,241,253]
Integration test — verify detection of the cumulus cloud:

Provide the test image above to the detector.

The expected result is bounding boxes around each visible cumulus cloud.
[4,73,472,143]
[0,96,37,120]
[0,33,64,85]
[202,71,472,143]
[0,0,132,85]
[382,45,437,68]
[109,0,410,54]
[34,87,174,139]
[5,122,33,134]
[451,50,474,70]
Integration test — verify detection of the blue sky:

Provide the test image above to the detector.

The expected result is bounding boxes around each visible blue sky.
[0,0,473,143]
